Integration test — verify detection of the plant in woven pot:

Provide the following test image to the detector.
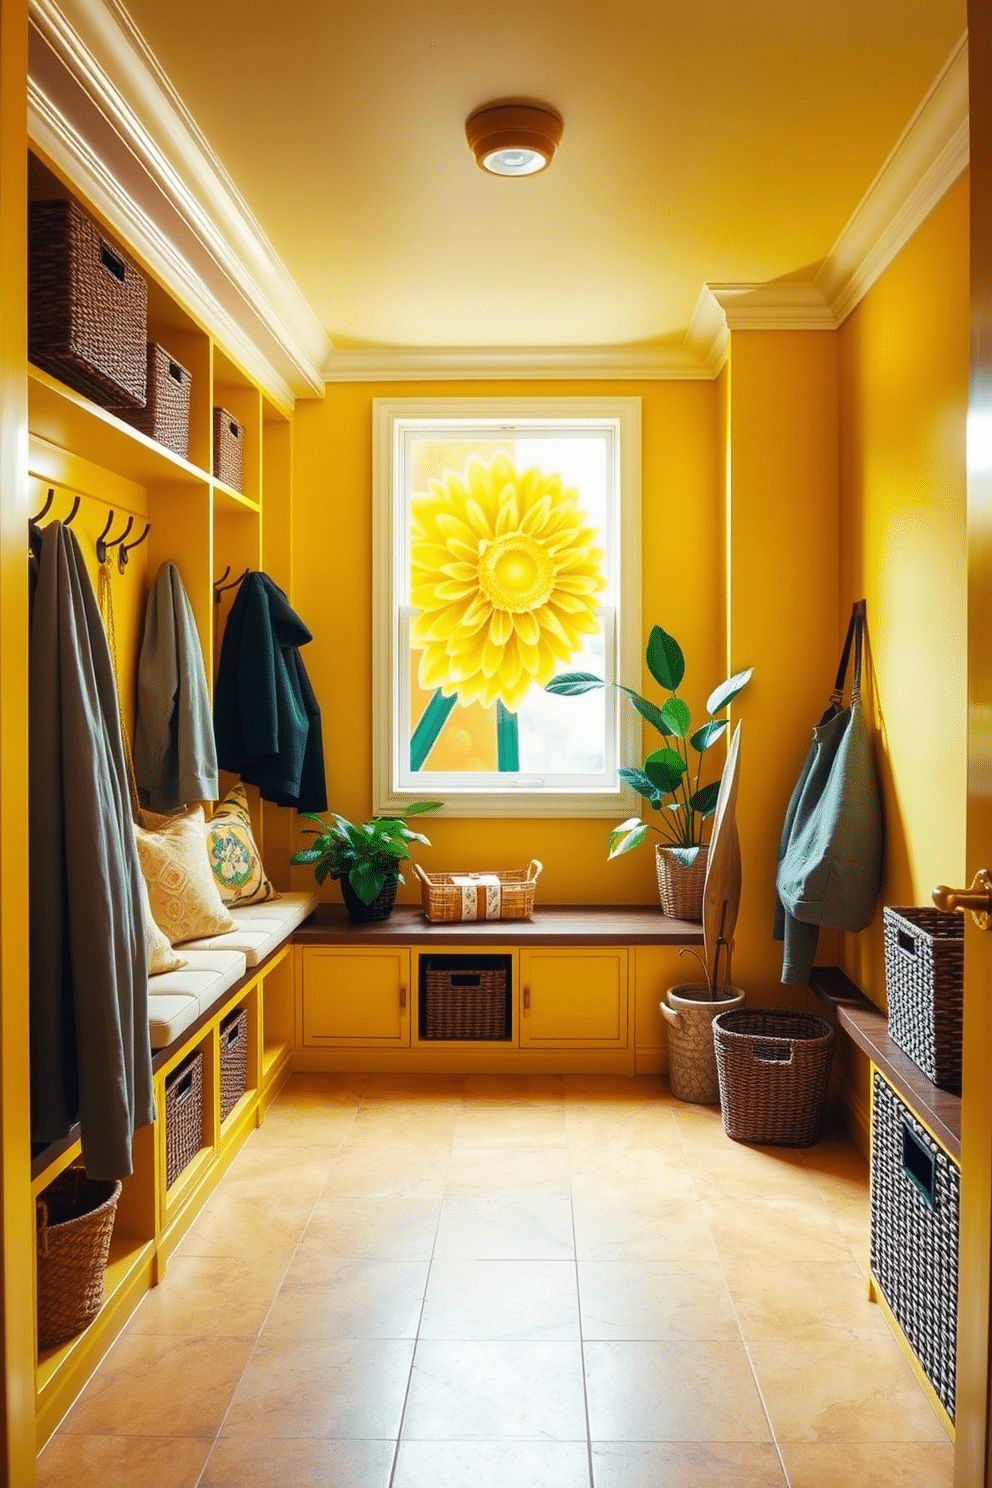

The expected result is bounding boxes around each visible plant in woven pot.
[547,624,751,920]
[290,801,441,923]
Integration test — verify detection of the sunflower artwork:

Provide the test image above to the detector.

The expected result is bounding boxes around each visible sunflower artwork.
[409,450,608,773]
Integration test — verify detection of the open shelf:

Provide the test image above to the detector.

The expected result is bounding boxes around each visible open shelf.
[262,1039,290,1080]
[213,477,260,514]
[36,1233,154,1391]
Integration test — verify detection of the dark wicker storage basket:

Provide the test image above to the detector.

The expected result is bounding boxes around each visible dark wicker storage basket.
[165,1048,204,1188]
[883,906,964,1093]
[219,1006,249,1121]
[714,1008,835,1147]
[213,406,245,490]
[423,959,510,1040]
[28,198,148,409]
[870,1070,959,1419]
[112,343,191,457]
[35,1168,121,1349]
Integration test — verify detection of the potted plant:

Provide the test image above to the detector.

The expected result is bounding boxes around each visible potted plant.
[291,801,441,923]
[547,624,751,920]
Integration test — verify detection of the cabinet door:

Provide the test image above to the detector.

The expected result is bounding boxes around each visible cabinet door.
[519,949,628,1048]
[302,948,411,1046]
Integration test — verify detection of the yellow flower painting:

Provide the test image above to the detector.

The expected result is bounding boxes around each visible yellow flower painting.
[410,452,606,714]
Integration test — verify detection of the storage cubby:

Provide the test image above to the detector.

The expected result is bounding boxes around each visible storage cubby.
[418,954,513,1041]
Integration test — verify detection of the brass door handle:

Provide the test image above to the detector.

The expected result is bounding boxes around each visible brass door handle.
[932,869,992,929]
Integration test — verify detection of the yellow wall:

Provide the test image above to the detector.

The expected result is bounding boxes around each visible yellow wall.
[839,172,970,1008]
[293,379,721,906]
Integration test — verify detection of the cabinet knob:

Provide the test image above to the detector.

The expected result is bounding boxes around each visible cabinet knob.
[523,988,530,1013]
[399,986,407,1009]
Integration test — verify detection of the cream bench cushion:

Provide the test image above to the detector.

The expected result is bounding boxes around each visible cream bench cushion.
[147,949,247,1049]
[182,891,317,967]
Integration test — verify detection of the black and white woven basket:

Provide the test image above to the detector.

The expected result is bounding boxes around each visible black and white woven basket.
[883,906,964,1092]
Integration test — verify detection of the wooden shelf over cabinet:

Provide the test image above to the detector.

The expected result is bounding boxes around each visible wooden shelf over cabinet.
[293,903,705,948]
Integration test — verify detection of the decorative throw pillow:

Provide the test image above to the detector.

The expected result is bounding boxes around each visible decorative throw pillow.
[136,863,188,975]
[134,806,237,945]
[206,783,280,907]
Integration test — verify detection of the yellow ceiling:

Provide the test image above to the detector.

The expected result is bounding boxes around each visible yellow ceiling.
[118,0,965,351]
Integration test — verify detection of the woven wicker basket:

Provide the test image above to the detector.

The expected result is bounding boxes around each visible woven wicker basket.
[219,1006,249,1121]
[213,406,245,490]
[883,906,964,1093]
[165,1048,204,1188]
[870,1070,959,1419]
[422,959,511,1040]
[35,1168,121,1349]
[655,844,708,921]
[414,861,542,922]
[28,198,148,409]
[714,1008,835,1147]
[112,343,191,457]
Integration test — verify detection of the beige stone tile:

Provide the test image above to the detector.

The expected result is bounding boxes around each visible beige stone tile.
[562,1074,669,1103]
[402,1340,587,1440]
[348,1102,460,1145]
[462,1074,567,1104]
[364,1073,465,1101]
[453,1106,569,1147]
[173,1187,313,1264]
[200,1437,395,1488]
[253,1103,358,1147]
[433,1194,574,1260]
[748,1337,950,1442]
[572,1195,715,1262]
[300,1197,441,1261]
[569,1149,698,1205]
[420,1259,580,1341]
[37,1434,212,1488]
[273,1072,370,1107]
[584,1340,771,1442]
[799,1134,871,1206]
[590,1441,787,1487]
[264,1259,428,1337]
[221,1136,338,1187]
[566,1107,683,1158]
[703,1196,853,1271]
[60,1334,253,1437]
[444,1144,571,1198]
[320,1143,449,1200]
[726,1258,888,1343]
[578,1260,739,1341]
[779,1440,955,1487]
[129,1253,285,1337]
[393,1439,591,1487]
[221,1335,414,1438]
[682,1137,821,1202]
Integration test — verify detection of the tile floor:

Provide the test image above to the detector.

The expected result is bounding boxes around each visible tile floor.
[38,1074,954,1487]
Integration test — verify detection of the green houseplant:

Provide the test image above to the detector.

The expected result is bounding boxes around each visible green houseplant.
[547,624,751,918]
[291,801,441,923]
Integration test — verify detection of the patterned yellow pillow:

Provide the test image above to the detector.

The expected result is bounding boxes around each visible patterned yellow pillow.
[206,783,280,907]
[134,807,237,945]
[136,866,187,975]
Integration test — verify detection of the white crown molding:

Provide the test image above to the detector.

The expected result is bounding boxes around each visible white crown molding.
[707,282,836,331]
[817,31,969,325]
[28,0,332,401]
[321,345,709,382]
[684,286,729,378]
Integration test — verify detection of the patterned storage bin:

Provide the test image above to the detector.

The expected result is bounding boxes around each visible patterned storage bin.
[213,406,245,490]
[164,1048,203,1188]
[884,906,964,1092]
[219,1006,249,1121]
[870,1070,959,1420]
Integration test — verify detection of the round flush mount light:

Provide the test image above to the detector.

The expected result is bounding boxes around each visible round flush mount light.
[465,100,564,176]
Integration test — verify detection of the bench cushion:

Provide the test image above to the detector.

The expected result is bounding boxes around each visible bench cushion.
[182,891,318,967]
[147,949,247,1049]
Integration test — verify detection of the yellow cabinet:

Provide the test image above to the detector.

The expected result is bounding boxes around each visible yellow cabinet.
[302,947,411,1047]
[519,948,628,1048]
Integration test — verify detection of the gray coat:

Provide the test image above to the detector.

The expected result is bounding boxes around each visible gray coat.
[135,561,217,812]
[30,522,154,1180]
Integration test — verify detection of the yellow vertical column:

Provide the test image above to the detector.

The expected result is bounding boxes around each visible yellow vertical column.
[0,0,40,1478]
[724,329,840,999]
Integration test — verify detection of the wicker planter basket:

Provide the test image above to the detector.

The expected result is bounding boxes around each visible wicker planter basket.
[883,906,964,1093]
[655,845,708,921]
[660,984,744,1104]
[165,1048,204,1188]
[29,198,148,409]
[414,861,542,922]
[340,873,398,923]
[213,406,245,490]
[35,1168,122,1349]
[219,1006,249,1121]
[422,958,511,1040]
[112,343,191,457]
[714,1008,835,1147]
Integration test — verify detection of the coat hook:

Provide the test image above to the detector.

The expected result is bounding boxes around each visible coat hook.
[30,488,55,524]
[214,567,249,597]
[96,513,133,564]
[212,565,231,601]
[117,521,151,572]
[64,495,81,527]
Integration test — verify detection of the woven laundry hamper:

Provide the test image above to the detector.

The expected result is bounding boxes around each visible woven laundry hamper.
[714,1008,835,1147]
[35,1168,121,1349]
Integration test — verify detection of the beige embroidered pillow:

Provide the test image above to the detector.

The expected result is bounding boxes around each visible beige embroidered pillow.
[206,783,280,907]
[136,863,187,975]
[134,806,237,945]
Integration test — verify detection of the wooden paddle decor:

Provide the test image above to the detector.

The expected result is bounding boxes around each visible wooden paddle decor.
[702,721,743,994]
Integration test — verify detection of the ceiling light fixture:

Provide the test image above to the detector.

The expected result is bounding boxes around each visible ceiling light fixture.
[465,100,564,177]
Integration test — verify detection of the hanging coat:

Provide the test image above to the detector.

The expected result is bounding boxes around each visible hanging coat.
[213,571,327,811]
[134,560,218,812]
[30,522,155,1180]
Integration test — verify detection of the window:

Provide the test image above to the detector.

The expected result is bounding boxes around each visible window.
[373,398,641,817]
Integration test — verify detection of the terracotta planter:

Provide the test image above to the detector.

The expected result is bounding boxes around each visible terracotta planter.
[660,982,745,1104]
[655,844,709,921]
[339,873,398,923]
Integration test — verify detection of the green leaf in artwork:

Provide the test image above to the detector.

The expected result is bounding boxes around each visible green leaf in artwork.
[646,626,685,691]
[644,747,688,794]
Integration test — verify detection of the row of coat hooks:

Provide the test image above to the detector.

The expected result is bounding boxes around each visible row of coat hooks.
[30,488,152,572]
[213,566,249,603]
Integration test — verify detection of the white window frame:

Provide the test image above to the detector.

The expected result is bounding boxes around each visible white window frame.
[373,397,641,818]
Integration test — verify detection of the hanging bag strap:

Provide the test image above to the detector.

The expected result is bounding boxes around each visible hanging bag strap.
[830,599,866,708]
